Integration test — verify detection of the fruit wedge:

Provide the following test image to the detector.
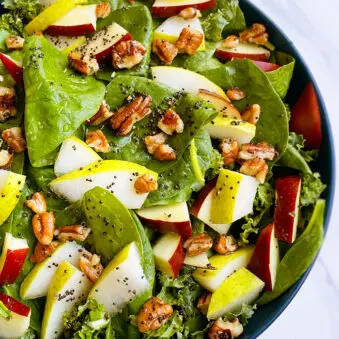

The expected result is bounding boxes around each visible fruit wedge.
[184,252,210,268]
[45,35,86,55]
[0,53,23,86]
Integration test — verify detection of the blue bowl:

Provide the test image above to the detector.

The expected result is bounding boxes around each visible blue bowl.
[239,1,335,337]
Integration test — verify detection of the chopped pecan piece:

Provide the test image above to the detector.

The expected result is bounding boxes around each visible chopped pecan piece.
[96,2,111,18]
[30,241,59,263]
[238,141,277,161]
[184,233,213,257]
[134,174,158,194]
[152,39,178,65]
[79,250,104,282]
[178,7,201,19]
[220,138,239,166]
[68,51,99,76]
[222,35,239,49]
[112,40,146,69]
[0,150,13,169]
[208,318,244,339]
[56,225,91,242]
[0,87,16,105]
[32,212,55,245]
[86,103,113,126]
[86,130,110,153]
[144,132,167,155]
[137,297,173,333]
[153,144,176,161]
[2,127,26,153]
[5,34,24,50]
[226,88,246,101]
[158,109,184,135]
[0,105,16,122]
[25,192,47,214]
[239,23,268,45]
[197,293,211,315]
[241,104,261,125]
[213,235,238,254]
[240,158,268,183]
[175,27,203,55]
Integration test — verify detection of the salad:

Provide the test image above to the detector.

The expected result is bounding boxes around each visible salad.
[0,0,327,338]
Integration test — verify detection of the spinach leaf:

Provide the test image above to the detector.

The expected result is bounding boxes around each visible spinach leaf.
[54,201,84,227]
[23,36,105,167]
[258,200,325,305]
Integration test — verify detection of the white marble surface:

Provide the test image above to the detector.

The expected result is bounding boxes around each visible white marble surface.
[248,1,339,338]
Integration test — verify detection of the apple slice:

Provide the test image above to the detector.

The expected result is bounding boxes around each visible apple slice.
[54,136,101,177]
[248,224,279,291]
[45,35,86,55]
[207,267,264,319]
[136,202,192,239]
[274,176,301,243]
[0,170,26,225]
[184,252,210,268]
[88,242,149,314]
[0,233,28,286]
[190,178,231,234]
[290,82,322,149]
[0,293,31,338]
[41,261,92,339]
[45,5,97,36]
[49,160,158,209]
[152,0,216,17]
[0,53,23,87]
[153,233,185,278]
[79,23,131,63]
[193,246,254,292]
[20,241,85,300]
[253,60,280,72]
[211,169,259,224]
[215,41,270,62]
[151,66,228,99]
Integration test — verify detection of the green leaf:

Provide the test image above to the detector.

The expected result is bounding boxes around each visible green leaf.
[300,173,326,207]
[54,201,84,227]
[224,303,257,326]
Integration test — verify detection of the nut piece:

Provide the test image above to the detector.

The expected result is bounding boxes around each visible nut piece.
[241,104,261,125]
[178,7,201,19]
[158,109,184,135]
[0,106,16,122]
[0,150,13,169]
[197,293,211,315]
[175,27,203,55]
[2,127,26,153]
[86,130,110,153]
[79,250,104,282]
[222,35,239,49]
[220,138,239,166]
[96,2,111,18]
[144,132,167,155]
[32,212,55,245]
[0,87,16,105]
[112,40,146,69]
[153,144,176,161]
[238,141,277,161]
[240,158,268,184]
[5,34,25,50]
[56,225,91,242]
[25,192,47,214]
[137,297,173,333]
[86,103,113,126]
[208,318,244,339]
[152,39,178,65]
[239,23,268,45]
[184,233,213,257]
[226,88,246,101]
[135,174,158,194]
[30,241,59,263]
[68,51,99,76]
[213,235,238,254]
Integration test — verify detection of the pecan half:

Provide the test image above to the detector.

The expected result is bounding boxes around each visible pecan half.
[158,109,184,135]
[86,103,113,126]
[226,88,246,101]
[240,158,268,183]
[178,7,201,19]
[96,2,111,18]
[112,40,146,69]
[197,293,211,315]
[30,241,59,263]
[137,297,173,333]
[238,141,277,161]
[5,34,24,50]
[222,35,239,49]
[239,23,268,45]
[2,127,26,153]
[25,192,47,214]
[175,27,203,55]
[79,250,104,282]
[152,39,178,65]
[0,150,13,169]
[0,87,16,105]
[220,138,239,166]
[32,212,55,245]
[213,235,238,254]
[241,104,261,125]
[153,144,176,161]
[68,51,99,75]
[86,130,110,153]
[56,225,91,242]
[184,233,213,257]
[134,174,158,194]
[0,105,16,122]
[144,132,167,155]
[208,318,244,339]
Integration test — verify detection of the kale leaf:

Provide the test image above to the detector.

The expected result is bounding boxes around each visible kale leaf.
[300,172,326,207]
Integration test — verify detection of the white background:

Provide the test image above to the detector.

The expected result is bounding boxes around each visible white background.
[248,1,339,338]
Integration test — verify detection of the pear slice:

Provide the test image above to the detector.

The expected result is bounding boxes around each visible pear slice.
[0,170,26,225]
[184,252,211,268]
[207,267,264,319]
[54,136,101,177]
[45,35,87,55]
[21,241,84,299]
[50,160,158,209]
[88,242,149,315]
[193,246,254,292]
[211,169,259,224]
[41,261,92,339]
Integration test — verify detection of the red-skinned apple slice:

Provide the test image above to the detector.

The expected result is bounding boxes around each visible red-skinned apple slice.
[0,233,29,285]
[153,233,185,278]
[45,5,97,36]
[136,202,192,239]
[0,53,23,87]
[215,41,270,62]
[248,224,279,291]
[152,0,216,17]
[290,82,322,149]
[274,176,301,243]
[253,60,280,72]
